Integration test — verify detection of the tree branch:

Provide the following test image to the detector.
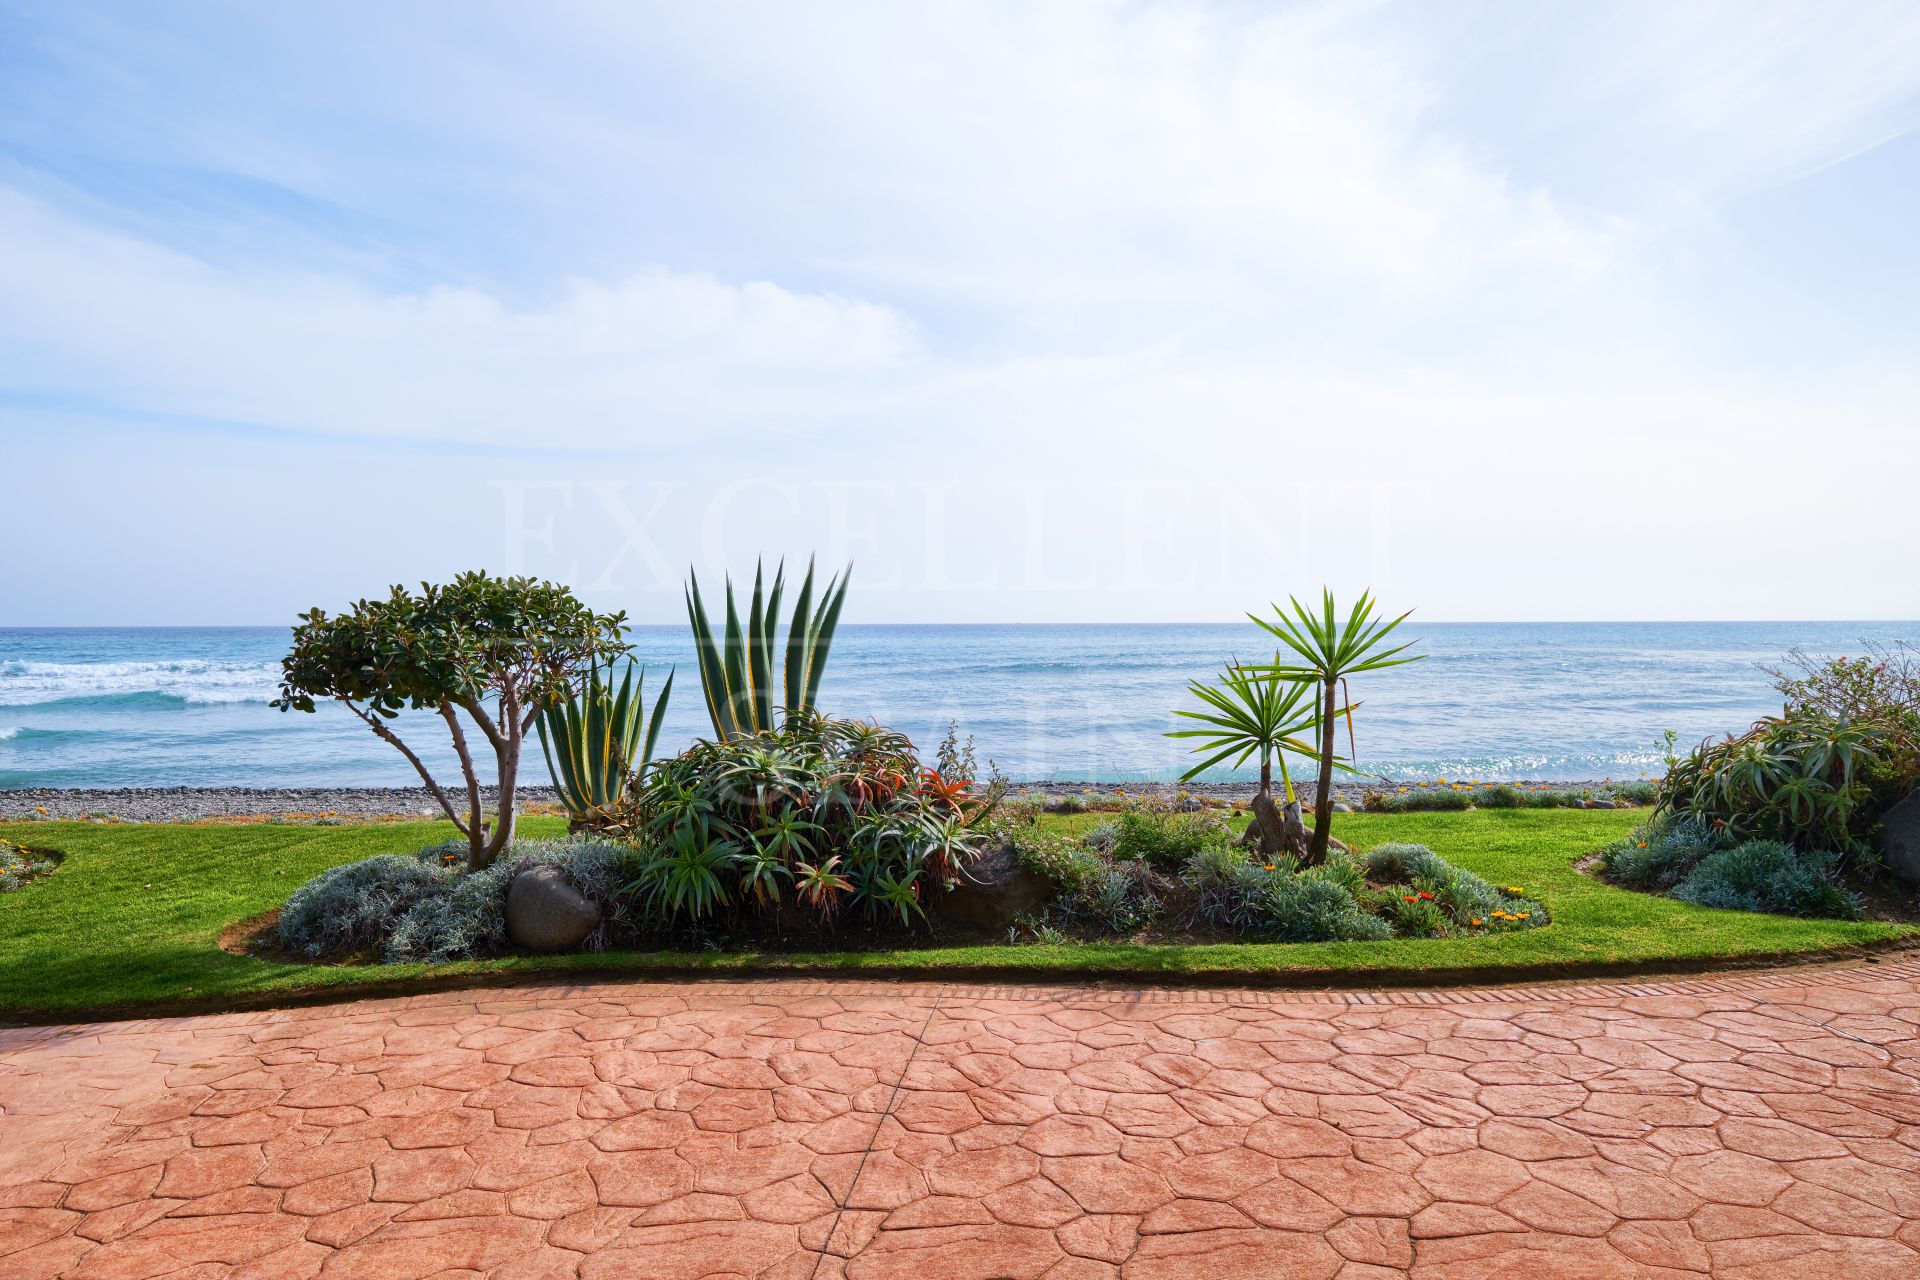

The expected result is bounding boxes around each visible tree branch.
[456,694,509,754]
[438,701,486,840]
[343,701,470,838]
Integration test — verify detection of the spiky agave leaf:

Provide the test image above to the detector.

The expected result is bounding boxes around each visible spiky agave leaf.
[687,557,851,739]
[536,656,673,822]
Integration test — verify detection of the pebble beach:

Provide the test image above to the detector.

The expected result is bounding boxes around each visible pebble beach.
[0,778,1636,823]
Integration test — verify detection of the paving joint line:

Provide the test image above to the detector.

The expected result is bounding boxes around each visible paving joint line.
[809,992,943,1278]
[1749,991,1902,1061]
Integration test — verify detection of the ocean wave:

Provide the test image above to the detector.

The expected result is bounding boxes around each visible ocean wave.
[0,658,279,707]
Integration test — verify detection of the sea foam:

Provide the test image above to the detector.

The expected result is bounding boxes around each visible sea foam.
[0,659,279,707]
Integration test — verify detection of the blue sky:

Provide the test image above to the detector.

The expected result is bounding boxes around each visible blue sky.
[2,1,1918,625]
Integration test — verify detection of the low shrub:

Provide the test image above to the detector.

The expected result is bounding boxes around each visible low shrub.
[1310,851,1369,898]
[1671,840,1861,920]
[1472,785,1525,809]
[1395,788,1473,812]
[1109,808,1231,868]
[1363,788,1472,813]
[998,795,1046,825]
[1604,780,1660,806]
[277,840,631,964]
[1599,814,1721,890]
[277,854,449,960]
[1185,851,1392,943]
[1062,861,1165,934]
[1599,814,1860,920]
[1522,788,1591,809]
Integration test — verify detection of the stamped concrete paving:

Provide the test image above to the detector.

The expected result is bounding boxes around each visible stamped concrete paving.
[5,963,1920,1279]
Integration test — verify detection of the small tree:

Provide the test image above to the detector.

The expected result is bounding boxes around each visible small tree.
[1168,657,1329,859]
[274,573,629,870]
[1257,589,1423,864]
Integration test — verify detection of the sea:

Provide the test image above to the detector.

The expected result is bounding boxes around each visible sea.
[0,622,1914,789]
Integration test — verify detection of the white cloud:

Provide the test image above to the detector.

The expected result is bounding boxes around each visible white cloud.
[0,189,917,445]
[0,1,1917,621]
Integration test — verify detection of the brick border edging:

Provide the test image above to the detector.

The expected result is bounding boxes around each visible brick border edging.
[7,952,1918,1050]
[475,952,1920,1008]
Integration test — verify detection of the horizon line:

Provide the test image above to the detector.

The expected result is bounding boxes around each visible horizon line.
[3,618,1918,630]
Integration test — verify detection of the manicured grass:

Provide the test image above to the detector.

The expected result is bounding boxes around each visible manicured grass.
[0,809,1910,1022]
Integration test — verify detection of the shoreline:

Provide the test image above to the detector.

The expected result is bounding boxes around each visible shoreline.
[0,778,1647,822]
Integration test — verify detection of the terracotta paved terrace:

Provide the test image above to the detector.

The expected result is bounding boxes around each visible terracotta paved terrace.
[6,963,1920,1279]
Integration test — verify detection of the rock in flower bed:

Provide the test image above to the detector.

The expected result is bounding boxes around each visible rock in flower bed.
[275,839,631,964]
[997,807,1547,943]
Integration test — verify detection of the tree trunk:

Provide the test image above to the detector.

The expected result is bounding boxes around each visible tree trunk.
[1308,676,1337,865]
[478,690,522,871]
[455,691,522,872]
[1241,758,1310,860]
[439,703,488,869]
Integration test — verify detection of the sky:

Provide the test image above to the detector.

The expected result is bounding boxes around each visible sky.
[2,0,1918,626]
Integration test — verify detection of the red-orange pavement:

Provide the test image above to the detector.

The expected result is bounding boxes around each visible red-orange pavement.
[6,963,1920,1279]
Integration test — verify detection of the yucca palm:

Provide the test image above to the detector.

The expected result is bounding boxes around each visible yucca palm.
[535,658,672,830]
[1256,589,1424,862]
[686,558,850,739]
[1168,657,1330,859]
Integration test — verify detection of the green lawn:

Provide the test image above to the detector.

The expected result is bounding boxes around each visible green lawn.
[0,809,1910,1022]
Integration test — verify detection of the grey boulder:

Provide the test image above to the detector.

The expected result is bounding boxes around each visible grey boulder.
[1878,789,1920,886]
[506,865,602,952]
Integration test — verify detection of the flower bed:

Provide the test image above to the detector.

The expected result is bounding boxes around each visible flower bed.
[1002,808,1547,944]
[0,838,57,893]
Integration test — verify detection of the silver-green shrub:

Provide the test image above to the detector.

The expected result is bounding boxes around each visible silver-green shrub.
[1671,840,1859,919]
[277,839,631,964]
[1599,815,1721,889]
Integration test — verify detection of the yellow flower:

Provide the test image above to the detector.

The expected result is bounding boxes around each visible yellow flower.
[1470,917,1483,927]
[34,806,47,815]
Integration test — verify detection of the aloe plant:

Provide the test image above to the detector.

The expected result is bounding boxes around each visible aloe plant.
[535,658,672,829]
[686,557,850,739]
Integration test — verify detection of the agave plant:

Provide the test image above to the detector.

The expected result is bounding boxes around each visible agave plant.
[1168,657,1331,859]
[1256,590,1424,862]
[686,558,851,739]
[535,659,672,830]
